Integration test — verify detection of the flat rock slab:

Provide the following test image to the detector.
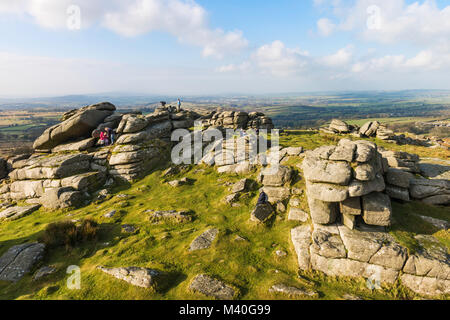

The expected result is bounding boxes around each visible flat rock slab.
[189,274,236,300]
[148,210,192,224]
[0,243,45,282]
[269,283,318,298]
[0,204,41,220]
[98,266,166,290]
[189,228,219,251]
[288,208,309,222]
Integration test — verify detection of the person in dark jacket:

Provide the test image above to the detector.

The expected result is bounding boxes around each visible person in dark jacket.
[257,190,269,205]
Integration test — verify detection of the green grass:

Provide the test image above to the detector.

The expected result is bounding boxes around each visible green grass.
[0,132,448,300]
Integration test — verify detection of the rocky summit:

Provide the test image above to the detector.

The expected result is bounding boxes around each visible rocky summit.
[0,102,448,301]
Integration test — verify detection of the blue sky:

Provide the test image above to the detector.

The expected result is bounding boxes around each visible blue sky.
[1,0,450,96]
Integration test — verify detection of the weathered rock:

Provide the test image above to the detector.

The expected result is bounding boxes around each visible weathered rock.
[302,158,352,185]
[269,283,318,298]
[401,274,450,296]
[311,224,346,259]
[288,207,309,222]
[291,225,312,270]
[409,178,450,200]
[250,203,274,223]
[258,166,294,187]
[403,248,450,280]
[51,137,97,153]
[231,178,253,193]
[262,186,291,202]
[386,168,413,188]
[284,147,303,156]
[354,163,376,181]
[354,141,376,163]
[0,243,45,282]
[341,212,356,230]
[33,102,115,150]
[40,187,84,209]
[359,121,380,137]
[385,184,410,201]
[339,197,361,216]
[329,119,350,133]
[348,175,385,197]
[306,182,348,202]
[0,204,41,220]
[189,228,219,251]
[417,215,450,230]
[362,192,392,227]
[307,196,338,224]
[148,210,192,224]
[189,274,236,300]
[310,253,399,284]
[104,210,116,218]
[98,266,166,290]
[120,224,137,233]
[33,266,56,281]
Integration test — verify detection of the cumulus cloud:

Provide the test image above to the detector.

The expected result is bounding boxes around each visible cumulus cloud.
[317,18,336,36]
[0,0,248,58]
[251,41,310,77]
[316,0,450,47]
[321,45,354,67]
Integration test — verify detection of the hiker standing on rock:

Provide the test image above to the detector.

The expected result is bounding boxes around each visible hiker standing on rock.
[177,98,182,112]
[110,128,116,145]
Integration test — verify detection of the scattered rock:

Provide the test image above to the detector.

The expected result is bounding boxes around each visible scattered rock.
[148,210,192,224]
[104,210,116,218]
[33,266,57,281]
[269,283,318,298]
[189,228,219,251]
[121,224,137,233]
[98,266,166,290]
[0,204,41,220]
[0,243,45,282]
[189,274,236,300]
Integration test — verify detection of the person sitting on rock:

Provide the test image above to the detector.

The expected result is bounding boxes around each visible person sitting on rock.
[257,190,269,205]
[103,128,110,146]
[99,130,106,145]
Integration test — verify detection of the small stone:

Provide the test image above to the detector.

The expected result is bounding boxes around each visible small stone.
[189,228,219,251]
[33,266,57,281]
[269,283,318,298]
[121,224,137,233]
[104,210,116,218]
[342,212,356,230]
[275,250,287,257]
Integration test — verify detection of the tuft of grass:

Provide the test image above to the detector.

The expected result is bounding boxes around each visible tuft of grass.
[40,219,98,251]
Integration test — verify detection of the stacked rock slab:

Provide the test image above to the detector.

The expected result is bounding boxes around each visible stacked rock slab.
[201,110,274,130]
[302,139,391,229]
[291,222,450,297]
[379,149,450,205]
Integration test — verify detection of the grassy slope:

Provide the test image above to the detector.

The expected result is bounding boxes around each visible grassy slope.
[0,131,448,300]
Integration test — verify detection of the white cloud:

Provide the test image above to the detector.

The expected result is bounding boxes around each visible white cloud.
[0,0,248,59]
[317,0,450,48]
[252,41,310,77]
[321,45,354,67]
[317,18,336,36]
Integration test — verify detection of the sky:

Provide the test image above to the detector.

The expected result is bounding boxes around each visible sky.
[1,0,450,97]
